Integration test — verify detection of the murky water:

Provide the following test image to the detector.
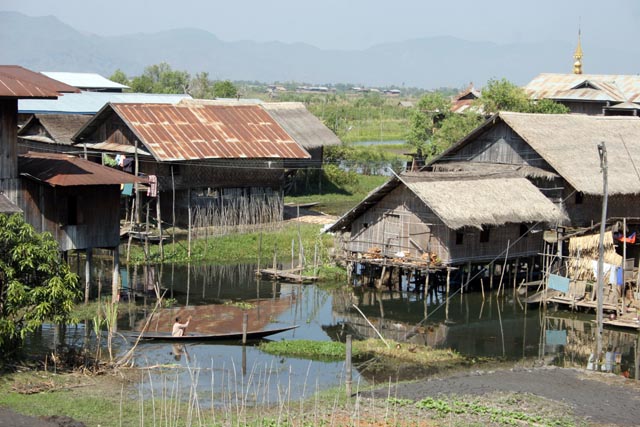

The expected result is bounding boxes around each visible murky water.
[29,262,640,404]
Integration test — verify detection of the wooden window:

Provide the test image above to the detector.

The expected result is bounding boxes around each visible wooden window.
[67,195,79,225]
[480,227,490,243]
[575,191,584,204]
[455,231,464,245]
[520,223,529,237]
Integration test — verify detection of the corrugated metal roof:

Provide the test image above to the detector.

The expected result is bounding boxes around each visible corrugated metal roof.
[42,72,129,90]
[19,152,146,186]
[79,103,310,161]
[0,65,79,99]
[19,92,191,114]
[181,99,341,149]
[18,114,92,145]
[524,73,640,103]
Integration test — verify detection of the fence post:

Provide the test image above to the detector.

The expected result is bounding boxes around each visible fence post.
[346,334,352,397]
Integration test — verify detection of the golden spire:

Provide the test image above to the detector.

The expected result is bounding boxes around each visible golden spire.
[573,28,583,74]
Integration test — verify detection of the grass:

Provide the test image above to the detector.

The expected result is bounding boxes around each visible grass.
[286,174,389,216]
[260,338,464,367]
[127,222,335,266]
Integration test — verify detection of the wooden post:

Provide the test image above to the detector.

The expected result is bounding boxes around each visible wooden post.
[480,277,485,300]
[257,232,263,275]
[134,141,140,224]
[187,188,192,259]
[84,248,92,304]
[489,262,494,290]
[445,267,451,321]
[242,312,249,345]
[112,247,120,304]
[621,217,627,314]
[145,200,150,259]
[157,192,163,261]
[171,166,176,249]
[596,141,608,360]
[345,334,353,397]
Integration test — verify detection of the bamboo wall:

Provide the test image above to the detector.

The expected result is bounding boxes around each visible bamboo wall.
[443,122,549,169]
[563,186,640,226]
[20,180,120,251]
[342,186,544,266]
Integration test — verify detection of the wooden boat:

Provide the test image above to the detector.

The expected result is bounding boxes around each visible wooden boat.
[125,324,299,342]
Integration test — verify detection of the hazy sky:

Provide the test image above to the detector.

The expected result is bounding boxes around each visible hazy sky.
[3,0,640,50]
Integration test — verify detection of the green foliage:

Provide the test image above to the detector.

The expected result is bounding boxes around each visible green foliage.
[259,339,352,361]
[0,214,80,356]
[322,164,358,188]
[414,397,575,426]
[479,78,569,114]
[430,111,484,155]
[406,92,454,157]
[213,80,239,98]
[108,69,129,86]
[129,62,190,94]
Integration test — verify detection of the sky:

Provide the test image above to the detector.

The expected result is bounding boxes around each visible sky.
[3,0,640,51]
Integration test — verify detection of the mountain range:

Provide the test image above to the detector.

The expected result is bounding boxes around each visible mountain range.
[2,11,638,89]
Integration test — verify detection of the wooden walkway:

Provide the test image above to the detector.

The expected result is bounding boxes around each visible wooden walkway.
[257,268,318,283]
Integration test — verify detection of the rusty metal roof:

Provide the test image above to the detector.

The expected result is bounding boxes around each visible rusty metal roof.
[19,152,145,186]
[0,65,79,99]
[77,103,310,162]
[524,73,640,104]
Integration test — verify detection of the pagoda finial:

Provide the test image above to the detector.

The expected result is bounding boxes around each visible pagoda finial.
[573,27,583,74]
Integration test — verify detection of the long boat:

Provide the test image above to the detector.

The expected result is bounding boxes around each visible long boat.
[124,324,299,342]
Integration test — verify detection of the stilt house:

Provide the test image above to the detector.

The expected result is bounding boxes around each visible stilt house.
[328,170,567,268]
[428,112,640,228]
[18,113,91,154]
[72,102,310,228]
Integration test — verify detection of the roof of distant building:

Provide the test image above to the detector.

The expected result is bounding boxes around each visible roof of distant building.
[41,72,129,91]
[524,73,640,104]
[19,91,192,114]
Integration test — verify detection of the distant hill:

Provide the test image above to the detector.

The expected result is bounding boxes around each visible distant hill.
[2,11,638,89]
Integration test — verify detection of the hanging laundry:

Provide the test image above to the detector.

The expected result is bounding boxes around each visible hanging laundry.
[147,175,158,197]
[617,232,636,244]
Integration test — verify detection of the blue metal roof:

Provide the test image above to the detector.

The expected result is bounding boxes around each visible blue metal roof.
[19,92,193,115]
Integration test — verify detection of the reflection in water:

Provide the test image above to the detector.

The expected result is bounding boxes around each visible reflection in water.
[31,262,640,406]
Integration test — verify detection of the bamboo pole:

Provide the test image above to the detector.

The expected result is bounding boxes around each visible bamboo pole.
[157,191,163,261]
[187,188,192,259]
[171,166,176,250]
[596,141,608,361]
[345,334,352,397]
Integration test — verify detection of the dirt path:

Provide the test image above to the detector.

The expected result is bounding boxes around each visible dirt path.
[363,366,640,426]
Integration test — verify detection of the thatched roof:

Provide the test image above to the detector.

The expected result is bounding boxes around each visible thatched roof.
[261,102,341,149]
[18,114,91,145]
[328,171,567,232]
[500,113,640,195]
[428,161,558,180]
[432,112,640,196]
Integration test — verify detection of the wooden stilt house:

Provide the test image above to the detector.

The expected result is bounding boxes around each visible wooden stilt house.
[71,102,310,229]
[328,170,567,288]
[428,112,640,227]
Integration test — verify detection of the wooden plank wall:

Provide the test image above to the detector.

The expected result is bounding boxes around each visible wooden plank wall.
[21,180,120,251]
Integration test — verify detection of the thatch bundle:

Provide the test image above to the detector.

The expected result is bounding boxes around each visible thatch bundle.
[567,231,622,282]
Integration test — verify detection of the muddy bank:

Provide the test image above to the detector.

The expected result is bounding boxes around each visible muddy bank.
[363,365,640,426]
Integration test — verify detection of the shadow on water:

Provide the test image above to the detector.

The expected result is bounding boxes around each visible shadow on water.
[28,262,640,404]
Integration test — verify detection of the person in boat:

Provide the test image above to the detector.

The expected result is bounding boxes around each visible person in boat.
[172,316,192,337]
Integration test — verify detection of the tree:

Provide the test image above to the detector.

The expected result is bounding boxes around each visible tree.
[109,69,129,86]
[406,93,453,157]
[128,63,191,94]
[212,80,239,98]
[0,214,80,356]
[479,78,569,114]
[190,72,213,99]
[431,112,484,156]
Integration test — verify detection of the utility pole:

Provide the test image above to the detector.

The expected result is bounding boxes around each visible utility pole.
[596,141,608,363]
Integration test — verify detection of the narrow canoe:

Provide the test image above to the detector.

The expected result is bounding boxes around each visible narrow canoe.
[125,325,299,342]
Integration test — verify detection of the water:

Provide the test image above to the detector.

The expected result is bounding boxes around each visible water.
[28,262,640,404]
